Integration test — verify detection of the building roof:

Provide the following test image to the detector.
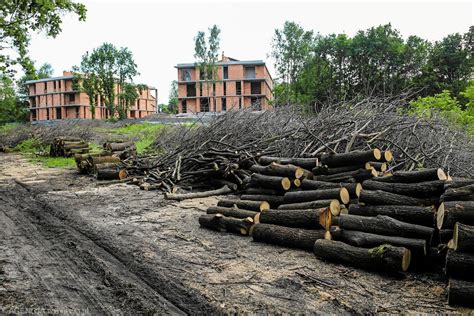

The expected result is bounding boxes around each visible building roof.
[175,60,266,68]
[25,75,74,84]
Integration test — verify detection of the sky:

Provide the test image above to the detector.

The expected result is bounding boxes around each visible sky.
[27,0,473,103]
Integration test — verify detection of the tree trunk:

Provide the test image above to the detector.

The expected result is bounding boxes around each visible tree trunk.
[446,251,474,281]
[362,180,445,198]
[198,213,254,236]
[301,179,350,190]
[96,165,127,181]
[208,179,238,191]
[312,164,365,176]
[240,194,285,208]
[251,223,328,251]
[453,222,474,252]
[283,188,350,204]
[217,199,270,212]
[106,141,135,152]
[313,239,411,272]
[359,189,438,206]
[278,199,341,216]
[249,173,291,191]
[254,208,330,230]
[206,206,257,219]
[348,204,435,227]
[339,229,426,256]
[250,163,312,179]
[314,168,376,183]
[258,156,318,170]
[165,185,232,201]
[436,201,474,229]
[320,149,381,167]
[338,214,434,239]
[373,168,447,183]
[444,178,474,190]
[448,279,474,307]
[90,156,121,166]
[441,185,474,202]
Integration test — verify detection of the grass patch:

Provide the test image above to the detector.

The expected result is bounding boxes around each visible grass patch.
[14,138,76,168]
[34,156,76,168]
[0,122,20,134]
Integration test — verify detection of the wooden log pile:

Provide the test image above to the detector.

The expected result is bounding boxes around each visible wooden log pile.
[103,140,137,160]
[50,137,90,157]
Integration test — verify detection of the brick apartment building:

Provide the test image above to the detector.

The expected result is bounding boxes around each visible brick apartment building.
[176,55,273,113]
[25,71,157,121]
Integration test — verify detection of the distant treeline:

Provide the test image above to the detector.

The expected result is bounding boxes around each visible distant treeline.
[271,23,473,108]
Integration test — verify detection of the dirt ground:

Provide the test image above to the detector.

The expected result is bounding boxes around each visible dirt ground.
[0,153,469,314]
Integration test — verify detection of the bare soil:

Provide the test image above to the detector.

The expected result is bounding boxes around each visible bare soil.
[0,153,469,314]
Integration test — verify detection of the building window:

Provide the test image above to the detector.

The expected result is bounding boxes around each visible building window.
[251,97,262,110]
[44,82,47,93]
[245,66,256,79]
[182,70,191,81]
[30,97,36,108]
[186,83,196,97]
[251,82,261,95]
[223,82,226,95]
[200,98,209,112]
[212,82,216,96]
[31,109,37,121]
[56,107,62,120]
[181,100,187,113]
[58,80,61,90]
[76,107,80,118]
[221,98,226,111]
[199,69,205,80]
[223,66,228,79]
[137,99,140,109]
[46,108,50,120]
[53,81,56,91]
[239,98,242,109]
[199,84,203,96]
[236,82,241,95]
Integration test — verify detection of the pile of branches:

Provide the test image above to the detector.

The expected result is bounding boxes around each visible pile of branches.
[124,96,473,192]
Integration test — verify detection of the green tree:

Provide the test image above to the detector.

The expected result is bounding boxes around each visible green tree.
[0,75,28,123]
[167,80,178,114]
[37,63,54,79]
[194,25,221,112]
[0,0,86,76]
[118,83,139,120]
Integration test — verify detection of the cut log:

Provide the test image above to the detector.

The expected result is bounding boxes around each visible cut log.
[301,179,348,190]
[348,204,435,227]
[358,189,438,206]
[381,150,393,162]
[209,179,238,191]
[366,162,387,172]
[206,206,257,219]
[362,180,445,198]
[240,194,285,207]
[254,208,330,230]
[217,199,270,212]
[315,168,376,183]
[90,156,121,165]
[446,251,474,280]
[283,188,350,204]
[198,213,254,236]
[293,178,302,188]
[258,156,318,170]
[439,229,454,244]
[453,222,474,252]
[444,178,474,190]
[106,141,135,151]
[441,184,474,202]
[338,214,434,239]
[320,149,381,167]
[312,164,364,176]
[245,187,285,196]
[313,239,411,272]
[96,166,127,181]
[372,168,447,183]
[448,279,474,307]
[250,163,312,179]
[165,185,232,201]
[251,223,328,251]
[278,199,341,216]
[339,230,427,256]
[437,201,474,229]
[249,173,291,191]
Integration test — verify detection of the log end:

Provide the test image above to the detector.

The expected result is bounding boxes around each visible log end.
[254,212,261,224]
[339,206,349,215]
[281,177,291,191]
[118,169,128,180]
[293,178,301,188]
[436,203,445,230]
[329,199,341,216]
[324,230,332,240]
[402,249,411,272]
[355,183,362,198]
[319,208,332,230]
[452,222,460,251]
[260,201,270,211]
[437,168,447,181]
[384,150,393,162]
[339,187,350,204]
[380,162,387,172]
[373,148,382,160]
[295,167,304,179]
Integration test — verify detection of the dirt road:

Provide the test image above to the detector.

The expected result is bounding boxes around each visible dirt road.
[0,153,468,314]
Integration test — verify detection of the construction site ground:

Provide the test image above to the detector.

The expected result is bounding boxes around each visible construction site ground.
[0,153,468,314]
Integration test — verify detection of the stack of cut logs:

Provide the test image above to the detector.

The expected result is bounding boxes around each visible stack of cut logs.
[74,140,134,181]
[196,148,474,307]
[50,137,90,157]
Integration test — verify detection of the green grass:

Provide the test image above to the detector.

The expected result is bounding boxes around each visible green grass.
[0,122,20,134]
[14,138,76,168]
[34,156,76,168]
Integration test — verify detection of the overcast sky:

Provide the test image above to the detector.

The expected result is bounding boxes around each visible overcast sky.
[28,0,473,103]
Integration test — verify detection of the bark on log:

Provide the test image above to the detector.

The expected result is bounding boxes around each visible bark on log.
[373,168,447,183]
[283,188,350,204]
[339,229,427,256]
[198,213,254,236]
[312,164,364,176]
[254,208,330,230]
[320,149,381,167]
[278,199,341,216]
[301,179,347,190]
[362,180,445,198]
[250,163,312,179]
[258,156,318,170]
[314,168,376,183]
[448,279,474,307]
[437,201,474,229]
[251,223,328,251]
[106,141,135,151]
[338,214,434,239]
[240,194,285,207]
[359,189,438,206]
[209,179,238,191]
[348,204,435,227]
[444,178,474,190]
[313,239,411,272]
[165,185,232,201]
[245,187,286,196]
[217,199,270,212]
[96,166,127,181]
[90,156,121,165]
[441,185,474,202]
[446,251,474,281]
[249,173,291,191]
[439,229,454,244]
[453,222,474,252]
[206,206,257,219]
